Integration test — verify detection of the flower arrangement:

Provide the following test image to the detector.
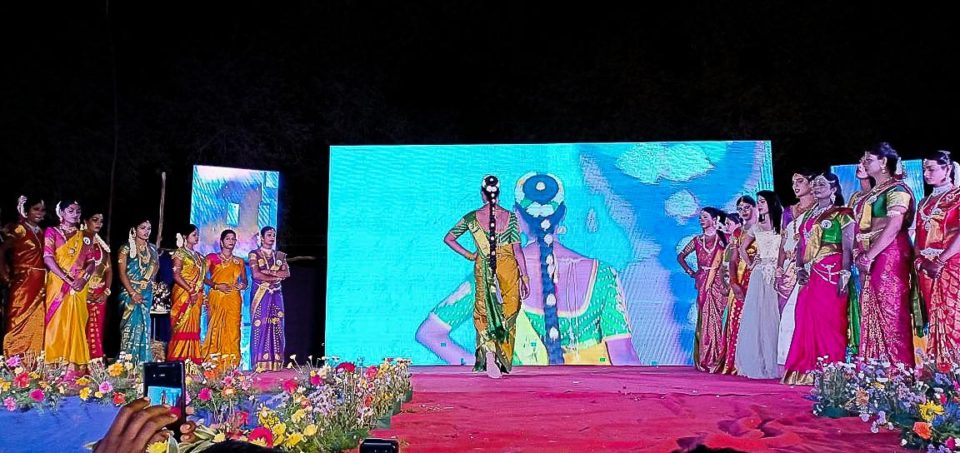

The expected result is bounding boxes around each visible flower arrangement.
[0,353,70,412]
[148,355,413,453]
[69,353,142,406]
[2,352,413,453]
[186,355,260,429]
[810,354,960,451]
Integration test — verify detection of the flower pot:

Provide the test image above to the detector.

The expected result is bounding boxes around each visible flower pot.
[402,389,413,402]
[818,406,852,418]
[391,400,402,415]
[375,414,392,429]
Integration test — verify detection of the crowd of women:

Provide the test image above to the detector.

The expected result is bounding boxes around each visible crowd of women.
[680,143,960,384]
[0,200,290,372]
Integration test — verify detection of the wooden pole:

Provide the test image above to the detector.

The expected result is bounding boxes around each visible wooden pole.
[156,171,167,248]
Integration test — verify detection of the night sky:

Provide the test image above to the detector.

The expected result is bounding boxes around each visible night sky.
[2,1,958,255]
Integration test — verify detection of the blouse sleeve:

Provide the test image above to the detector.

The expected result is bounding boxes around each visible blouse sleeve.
[430,280,475,330]
[597,266,632,341]
[43,228,57,258]
[448,217,469,238]
[886,187,913,211]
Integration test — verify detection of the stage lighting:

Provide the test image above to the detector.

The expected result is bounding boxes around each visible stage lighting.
[359,438,400,453]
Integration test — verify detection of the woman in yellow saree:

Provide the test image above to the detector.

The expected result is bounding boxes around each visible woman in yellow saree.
[444,175,530,378]
[43,200,96,368]
[168,225,206,363]
[202,229,247,370]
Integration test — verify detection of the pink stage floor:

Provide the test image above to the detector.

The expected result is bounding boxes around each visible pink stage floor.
[369,366,907,453]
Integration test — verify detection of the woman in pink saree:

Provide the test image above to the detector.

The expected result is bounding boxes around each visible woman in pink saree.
[783,173,854,385]
[854,142,916,367]
[678,207,728,373]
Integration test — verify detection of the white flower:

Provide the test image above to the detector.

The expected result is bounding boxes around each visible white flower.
[545,294,556,307]
[540,219,551,230]
[526,202,555,217]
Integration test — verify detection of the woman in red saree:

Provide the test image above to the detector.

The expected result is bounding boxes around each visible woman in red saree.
[0,196,47,359]
[678,207,728,373]
[916,150,960,367]
[854,143,916,367]
[719,197,757,375]
[82,210,112,361]
[168,225,206,363]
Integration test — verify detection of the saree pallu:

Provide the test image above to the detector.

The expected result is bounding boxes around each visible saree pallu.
[921,255,960,367]
[783,254,849,385]
[251,283,285,371]
[43,230,90,365]
[168,249,204,363]
[859,232,916,366]
[693,236,727,373]
[719,232,754,375]
[118,286,152,364]
[85,293,107,360]
[3,268,45,358]
[2,222,46,359]
[202,255,243,371]
[118,243,158,364]
[84,243,109,360]
[471,245,521,373]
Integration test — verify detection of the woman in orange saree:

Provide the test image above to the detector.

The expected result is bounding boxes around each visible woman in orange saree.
[43,200,96,367]
[678,207,728,373]
[916,151,960,367]
[168,225,206,363]
[0,196,47,360]
[202,229,247,370]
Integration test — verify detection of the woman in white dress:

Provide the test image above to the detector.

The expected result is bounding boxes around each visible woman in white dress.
[736,191,784,378]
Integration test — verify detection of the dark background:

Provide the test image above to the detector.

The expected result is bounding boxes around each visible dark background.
[1,1,958,357]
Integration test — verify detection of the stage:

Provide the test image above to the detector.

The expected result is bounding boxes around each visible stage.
[370,366,905,453]
[0,366,908,452]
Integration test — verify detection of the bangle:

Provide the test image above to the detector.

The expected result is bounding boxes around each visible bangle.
[520,275,529,283]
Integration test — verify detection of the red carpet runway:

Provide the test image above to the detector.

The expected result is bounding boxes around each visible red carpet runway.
[369,366,905,452]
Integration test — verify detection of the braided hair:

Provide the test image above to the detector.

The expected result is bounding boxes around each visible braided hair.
[481,176,500,276]
[515,173,567,364]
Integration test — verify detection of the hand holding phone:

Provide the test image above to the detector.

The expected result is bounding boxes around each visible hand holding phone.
[93,398,178,452]
[143,362,187,440]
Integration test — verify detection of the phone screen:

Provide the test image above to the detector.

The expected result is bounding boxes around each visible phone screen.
[143,361,186,439]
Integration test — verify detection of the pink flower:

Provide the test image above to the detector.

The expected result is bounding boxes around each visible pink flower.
[198,388,212,401]
[336,362,356,373]
[5,356,21,368]
[234,410,249,426]
[947,438,958,450]
[365,366,378,379]
[248,426,274,448]
[99,381,113,393]
[29,389,44,402]
[309,374,322,386]
[223,376,234,386]
[282,379,298,394]
[3,397,16,411]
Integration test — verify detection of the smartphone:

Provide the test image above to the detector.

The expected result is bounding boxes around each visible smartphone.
[359,438,400,453]
[143,361,186,439]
